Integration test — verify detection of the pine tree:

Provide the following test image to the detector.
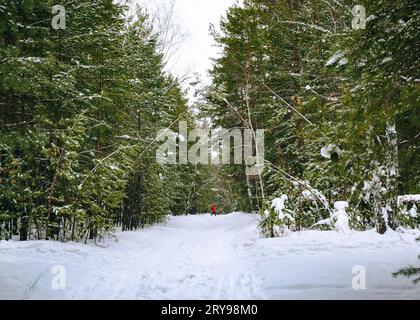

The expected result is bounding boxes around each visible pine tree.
[0,1,195,241]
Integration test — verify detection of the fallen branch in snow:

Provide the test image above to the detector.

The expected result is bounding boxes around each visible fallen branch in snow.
[22,269,48,300]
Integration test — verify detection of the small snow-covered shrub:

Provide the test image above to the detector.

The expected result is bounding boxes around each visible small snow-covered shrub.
[395,195,420,229]
[259,195,294,238]
[310,201,352,233]
[330,201,350,233]
[295,186,330,229]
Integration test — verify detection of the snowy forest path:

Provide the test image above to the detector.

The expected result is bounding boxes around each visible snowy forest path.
[1,213,418,300]
[72,213,263,299]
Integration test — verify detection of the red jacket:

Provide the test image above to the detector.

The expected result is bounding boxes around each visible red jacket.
[211,205,217,214]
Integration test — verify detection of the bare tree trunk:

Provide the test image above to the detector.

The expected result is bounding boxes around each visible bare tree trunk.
[184,180,196,215]
[46,145,66,240]
[371,172,387,234]
[244,75,265,203]
[385,124,399,229]
[246,174,254,210]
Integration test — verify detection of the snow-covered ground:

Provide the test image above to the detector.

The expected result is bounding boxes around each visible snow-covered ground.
[0,213,419,300]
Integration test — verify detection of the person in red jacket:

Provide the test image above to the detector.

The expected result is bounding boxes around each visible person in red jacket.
[211,203,217,216]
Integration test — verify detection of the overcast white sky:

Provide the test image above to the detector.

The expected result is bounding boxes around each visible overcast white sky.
[137,0,238,97]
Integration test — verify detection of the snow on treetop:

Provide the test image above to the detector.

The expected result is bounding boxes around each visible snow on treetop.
[338,58,348,66]
[382,57,393,64]
[332,201,350,233]
[334,201,349,211]
[409,206,417,218]
[397,194,420,206]
[325,51,344,67]
[271,195,288,219]
[321,144,341,159]
[301,190,314,200]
